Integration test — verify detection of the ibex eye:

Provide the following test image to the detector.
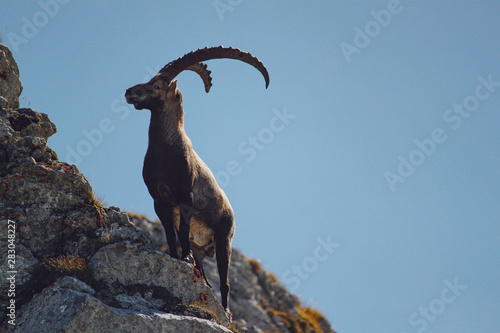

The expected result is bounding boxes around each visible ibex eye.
[153,84,160,89]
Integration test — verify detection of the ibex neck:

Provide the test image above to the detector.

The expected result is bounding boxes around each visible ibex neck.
[148,109,187,147]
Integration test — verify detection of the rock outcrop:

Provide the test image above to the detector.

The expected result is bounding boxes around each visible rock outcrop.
[0,44,22,109]
[0,43,335,333]
[130,214,336,333]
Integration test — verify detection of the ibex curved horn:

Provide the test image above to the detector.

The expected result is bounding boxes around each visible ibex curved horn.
[186,63,213,93]
[125,46,270,313]
[159,46,270,90]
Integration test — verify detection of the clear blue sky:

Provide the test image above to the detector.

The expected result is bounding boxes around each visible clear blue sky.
[2,2,499,332]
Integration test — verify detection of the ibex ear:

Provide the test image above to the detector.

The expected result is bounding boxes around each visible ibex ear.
[166,80,180,101]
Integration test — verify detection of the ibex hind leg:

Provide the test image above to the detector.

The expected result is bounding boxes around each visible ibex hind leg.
[201,266,213,288]
[216,215,235,311]
[193,252,213,288]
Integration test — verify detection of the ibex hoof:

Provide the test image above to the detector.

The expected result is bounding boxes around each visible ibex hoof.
[181,253,195,265]
[225,310,233,323]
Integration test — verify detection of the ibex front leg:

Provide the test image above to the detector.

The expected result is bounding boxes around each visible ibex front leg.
[178,202,196,264]
[154,201,179,259]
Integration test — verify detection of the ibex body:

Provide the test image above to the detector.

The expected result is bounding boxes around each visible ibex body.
[125,47,269,312]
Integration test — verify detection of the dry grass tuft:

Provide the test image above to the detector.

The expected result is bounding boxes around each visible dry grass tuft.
[88,190,107,208]
[44,255,87,273]
[248,258,263,273]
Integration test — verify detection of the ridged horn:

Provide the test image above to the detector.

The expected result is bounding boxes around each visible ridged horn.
[186,62,213,93]
[159,46,270,89]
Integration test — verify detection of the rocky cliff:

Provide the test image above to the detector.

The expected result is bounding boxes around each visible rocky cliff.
[0,43,335,333]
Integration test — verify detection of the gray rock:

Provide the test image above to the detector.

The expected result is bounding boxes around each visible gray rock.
[9,277,232,333]
[0,243,38,301]
[128,212,168,251]
[90,242,230,326]
[134,216,336,333]
[0,44,22,109]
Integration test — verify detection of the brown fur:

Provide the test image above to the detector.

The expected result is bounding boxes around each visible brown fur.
[126,78,234,311]
[125,47,269,314]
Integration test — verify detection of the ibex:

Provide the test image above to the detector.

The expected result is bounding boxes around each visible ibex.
[125,47,269,312]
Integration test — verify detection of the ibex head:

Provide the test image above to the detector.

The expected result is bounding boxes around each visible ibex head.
[125,46,270,111]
